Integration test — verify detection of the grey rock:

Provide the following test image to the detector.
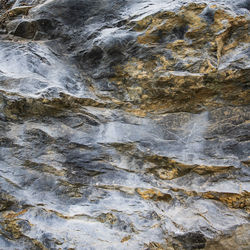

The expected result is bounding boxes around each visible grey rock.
[0,0,249,249]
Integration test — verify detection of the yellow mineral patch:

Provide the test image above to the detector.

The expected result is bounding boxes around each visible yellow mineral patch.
[145,241,166,250]
[3,209,28,219]
[172,188,250,212]
[147,157,194,180]
[136,188,172,202]
[149,157,235,180]
[121,235,131,243]
[1,209,29,239]
[155,168,179,180]
[193,165,234,175]
[7,6,32,17]
[98,213,117,224]
[24,160,65,177]
[202,191,250,211]
[126,108,147,117]
[109,3,249,115]
[0,6,32,24]
[2,219,22,239]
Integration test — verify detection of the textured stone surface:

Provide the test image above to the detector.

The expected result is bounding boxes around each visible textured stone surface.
[0,0,249,249]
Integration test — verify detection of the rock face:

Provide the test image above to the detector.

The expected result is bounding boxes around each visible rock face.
[0,0,249,249]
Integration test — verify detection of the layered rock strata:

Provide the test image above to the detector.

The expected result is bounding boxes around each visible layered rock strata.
[0,0,249,249]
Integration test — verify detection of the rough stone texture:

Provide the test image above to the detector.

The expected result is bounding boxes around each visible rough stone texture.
[0,0,249,249]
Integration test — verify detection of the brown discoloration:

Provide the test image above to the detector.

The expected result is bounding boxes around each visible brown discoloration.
[98,213,118,225]
[147,155,235,180]
[136,188,172,202]
[0,6,32,26]
[1,209,29,239]
[205,224,250,250]
[2,219,22,239]
[202,191,250,211]
[121,235,131,243]
[144,241,166,250]
[147,157,194,180]
[1,91,109,120]
[24,160,65,177]
[3,209,28,219]
[110,3,249,115]
[172,188,250,212]
[193,165,234,175]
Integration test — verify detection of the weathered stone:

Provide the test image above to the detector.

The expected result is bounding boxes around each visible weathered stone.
[0,0,249,249]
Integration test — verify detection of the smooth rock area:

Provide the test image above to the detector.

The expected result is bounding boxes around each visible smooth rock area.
[0,0,249,249]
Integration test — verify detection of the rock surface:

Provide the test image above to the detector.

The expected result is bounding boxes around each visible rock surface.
[0,0,249,249]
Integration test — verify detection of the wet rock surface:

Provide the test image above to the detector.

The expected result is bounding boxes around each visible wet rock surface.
[0,0,249,249]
